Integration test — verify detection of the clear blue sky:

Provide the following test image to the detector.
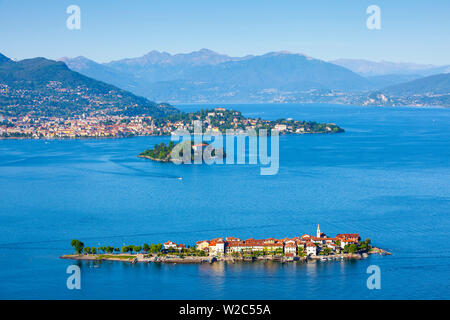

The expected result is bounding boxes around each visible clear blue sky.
[1,0,449,64]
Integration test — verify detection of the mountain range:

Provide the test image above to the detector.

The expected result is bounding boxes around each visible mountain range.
[0,53,178,118]
[60,49,450,106]
[330,58,450,77]
[61,49,372,103]
[1,49,449,114]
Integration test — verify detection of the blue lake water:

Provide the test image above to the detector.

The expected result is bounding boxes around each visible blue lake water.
[0,103,449,299]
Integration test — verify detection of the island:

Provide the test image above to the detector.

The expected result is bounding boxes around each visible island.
[138,140,225,163]
[61,225,390,265]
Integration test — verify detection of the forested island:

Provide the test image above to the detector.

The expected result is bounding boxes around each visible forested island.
[138,140,224,163]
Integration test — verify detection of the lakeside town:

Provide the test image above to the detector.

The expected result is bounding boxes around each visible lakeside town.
[62,225,389,264]
[0,107,344,139]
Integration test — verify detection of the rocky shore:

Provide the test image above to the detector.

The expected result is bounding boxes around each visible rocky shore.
[60,247,390,265]
[137,155,170,162]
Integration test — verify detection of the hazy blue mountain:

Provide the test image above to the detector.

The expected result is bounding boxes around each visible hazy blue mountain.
[419,65,450,76]
[0,54,177,117]
[107,48,240,68]
[0,53,12,64]
[59,56,145,94]
[104,49,254,84]
[330,59,439,76]
[62,50,371,102]
[357,73,450,107]
[366,74,424,87]
[107,50,368,90]
[59,49,449,104]
[382,73,450,95]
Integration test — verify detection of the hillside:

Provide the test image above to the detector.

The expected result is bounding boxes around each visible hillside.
[0,54,178,118]
[382,73,450,96]
[356,73,450,107]
[58,56,143,95]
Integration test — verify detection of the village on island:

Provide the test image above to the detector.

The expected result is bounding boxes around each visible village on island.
[62,225,389,264]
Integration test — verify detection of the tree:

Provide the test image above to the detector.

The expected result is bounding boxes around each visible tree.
[71,239,84,254]
[143,243,150,253]
[91,247,97,254]
[83,247,91,254]
[134,246,142,253]
[348,244,358,253]
[150,243,163,253]
[121,246,128,253]
[364,238,371,245]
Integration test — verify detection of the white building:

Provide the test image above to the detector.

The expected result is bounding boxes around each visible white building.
[274,124,287,131]
[284,242,297,256]
[209,240,225,256]
[164,241,177,250]
[306,243,317,256]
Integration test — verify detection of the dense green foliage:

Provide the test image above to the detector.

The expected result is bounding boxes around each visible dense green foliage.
[139,141,175,161]
[139,140,218,162]
[74,241,164,255]
[70,239,84,254]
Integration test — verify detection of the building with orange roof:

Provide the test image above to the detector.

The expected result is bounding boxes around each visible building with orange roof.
[306,242,317,256]
[163,241,177,250]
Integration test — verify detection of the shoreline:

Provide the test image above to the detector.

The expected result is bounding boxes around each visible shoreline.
[0,130,340,141]
[60,247,390,265]
[137,155,170,162]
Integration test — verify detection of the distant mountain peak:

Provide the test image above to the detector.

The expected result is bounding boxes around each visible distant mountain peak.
[108,48,233,67]
[0,53,12,64]
[197,48,219,54]
[263,51,313,60]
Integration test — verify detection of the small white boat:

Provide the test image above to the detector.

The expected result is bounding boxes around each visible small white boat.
[178,177,183,180]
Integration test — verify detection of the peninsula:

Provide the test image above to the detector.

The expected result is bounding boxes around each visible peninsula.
[61,225,389,265]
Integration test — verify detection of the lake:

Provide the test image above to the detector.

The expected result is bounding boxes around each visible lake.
[0,103,449,299]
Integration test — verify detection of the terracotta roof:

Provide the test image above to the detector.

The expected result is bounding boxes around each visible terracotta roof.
[264,243,283,247]
[285,243,297,248]
[337,233,359,239]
